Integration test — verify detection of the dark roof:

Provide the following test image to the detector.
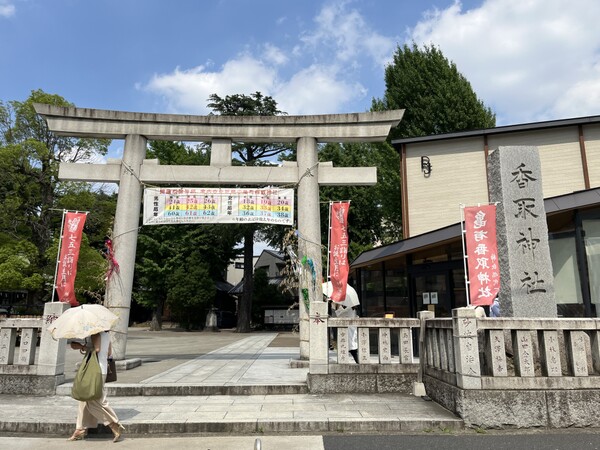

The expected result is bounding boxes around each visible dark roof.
[228,276,284,296]
[352,187,600,268]
[391,114,600,147]
[215,280,234,292]
[351,223,461,268]
[260,249,284,260]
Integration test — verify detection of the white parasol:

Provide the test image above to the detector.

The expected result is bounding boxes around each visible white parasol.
[47,304,118,339]
[322,281,360,308]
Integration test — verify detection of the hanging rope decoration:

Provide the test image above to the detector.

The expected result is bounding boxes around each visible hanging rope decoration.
[104,238,120,281]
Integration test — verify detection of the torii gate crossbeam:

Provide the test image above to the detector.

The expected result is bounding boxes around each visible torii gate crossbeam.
[35,104,404,361]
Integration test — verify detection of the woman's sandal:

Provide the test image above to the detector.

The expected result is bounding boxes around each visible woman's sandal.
[109,422,125,443]
[67,429,87,441]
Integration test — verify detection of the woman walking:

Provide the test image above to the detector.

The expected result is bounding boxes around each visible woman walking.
[68,331,125,442]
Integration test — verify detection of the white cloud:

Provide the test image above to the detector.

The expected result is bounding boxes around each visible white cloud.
[142,0,381,116]
[262,44,288,66]
[144,56,277,115]
[275,65,366,115]
[0,1,15,18]
[408,0,600,124]
[301,0,396,67]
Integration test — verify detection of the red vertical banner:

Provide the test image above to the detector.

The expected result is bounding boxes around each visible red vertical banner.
[329,202,350,302]
[55,212,87,306]
[464,205,500,306]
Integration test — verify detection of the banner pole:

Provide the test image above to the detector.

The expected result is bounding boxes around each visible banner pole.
[325,201,332,294]
[460,204,470,306]
[51,209,67,303]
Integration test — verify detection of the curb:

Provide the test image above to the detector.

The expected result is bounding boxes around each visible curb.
[0,418,464,435]
[56,383,309,397]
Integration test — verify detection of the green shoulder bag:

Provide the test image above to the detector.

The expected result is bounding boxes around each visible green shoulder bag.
[72,351,103,401]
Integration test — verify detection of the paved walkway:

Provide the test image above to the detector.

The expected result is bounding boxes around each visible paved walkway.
[0,328,462,438]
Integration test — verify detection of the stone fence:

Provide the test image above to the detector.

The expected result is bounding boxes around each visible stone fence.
[0,302,68,394]
[307,301,421,393]
[424,308,600,428]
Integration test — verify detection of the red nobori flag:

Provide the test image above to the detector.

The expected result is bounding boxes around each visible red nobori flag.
[465,205,500,306]
[329,202,350,302]
[56,212,87,306]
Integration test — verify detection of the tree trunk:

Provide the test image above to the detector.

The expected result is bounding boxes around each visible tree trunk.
[236,227,255,333]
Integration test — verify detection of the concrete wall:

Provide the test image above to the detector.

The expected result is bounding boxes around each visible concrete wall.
[488,127,584,198]
[405,137,488,236]
[426,376,600,428]
[584,123,600,188]
[404,125,594,237]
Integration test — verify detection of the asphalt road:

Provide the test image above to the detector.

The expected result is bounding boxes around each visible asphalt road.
[4,430,600,450]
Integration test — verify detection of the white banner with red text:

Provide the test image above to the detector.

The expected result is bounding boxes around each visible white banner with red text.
[143,187,294,226]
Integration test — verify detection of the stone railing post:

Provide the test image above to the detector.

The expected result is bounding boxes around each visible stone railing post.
[413,310,434,396]
[452,308,482,389]
[38,302,69,376]
[309,301,328,374]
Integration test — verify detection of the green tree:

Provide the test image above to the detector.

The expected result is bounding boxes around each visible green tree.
[373,43,495,141]
[318,141,402,262]
[0,90,111,303]
[206,92,292,333]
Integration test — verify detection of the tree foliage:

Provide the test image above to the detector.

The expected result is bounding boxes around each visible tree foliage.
[373,43,496,141]
[0,90,110,262]
[318,141,402,261]
[0,90,114,305]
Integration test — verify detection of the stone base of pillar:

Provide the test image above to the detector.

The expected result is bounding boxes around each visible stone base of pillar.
[412,381,427,397]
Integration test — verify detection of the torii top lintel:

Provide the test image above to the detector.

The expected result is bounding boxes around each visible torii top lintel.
[33,104,404,143]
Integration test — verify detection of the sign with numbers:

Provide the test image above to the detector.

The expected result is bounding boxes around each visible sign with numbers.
[143,187,294,226]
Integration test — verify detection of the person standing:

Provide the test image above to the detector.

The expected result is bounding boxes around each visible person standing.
[68,331,125,442]
[335,304,360,363]
[490,298,501,318]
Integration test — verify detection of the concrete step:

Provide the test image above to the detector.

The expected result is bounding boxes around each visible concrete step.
[56,382,309,396]
[0,416,464,435]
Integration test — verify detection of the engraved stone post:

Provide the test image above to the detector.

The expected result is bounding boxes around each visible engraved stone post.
[0,328,16,365]
[38,302,69,376]
[309,301,328,374]
[17,328,37,365]
[337,327,350,364]
[379,328,392,364]
[486,329,508,376]
[413,310,434,396]
[566,330,588,376]
[488,146,557,317]
[539,330,562,376]
[453,308,482,389]
[512,329,535,376]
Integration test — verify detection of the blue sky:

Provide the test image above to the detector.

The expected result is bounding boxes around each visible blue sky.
[2,0,600,131]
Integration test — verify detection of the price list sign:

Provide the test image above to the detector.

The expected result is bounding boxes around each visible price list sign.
[143,187,294,226]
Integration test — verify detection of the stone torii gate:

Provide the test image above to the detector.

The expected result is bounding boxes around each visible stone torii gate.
[34,104,403,360]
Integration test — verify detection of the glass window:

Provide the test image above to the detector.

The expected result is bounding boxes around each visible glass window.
[360,264,385,317]
[384,259,409,317]
[549,234,584,317]
[583,218,600,317]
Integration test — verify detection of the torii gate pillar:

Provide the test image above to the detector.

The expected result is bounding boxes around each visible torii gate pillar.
[34,104,404,360]
[107,134,147,356]
[297,137,321,357]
